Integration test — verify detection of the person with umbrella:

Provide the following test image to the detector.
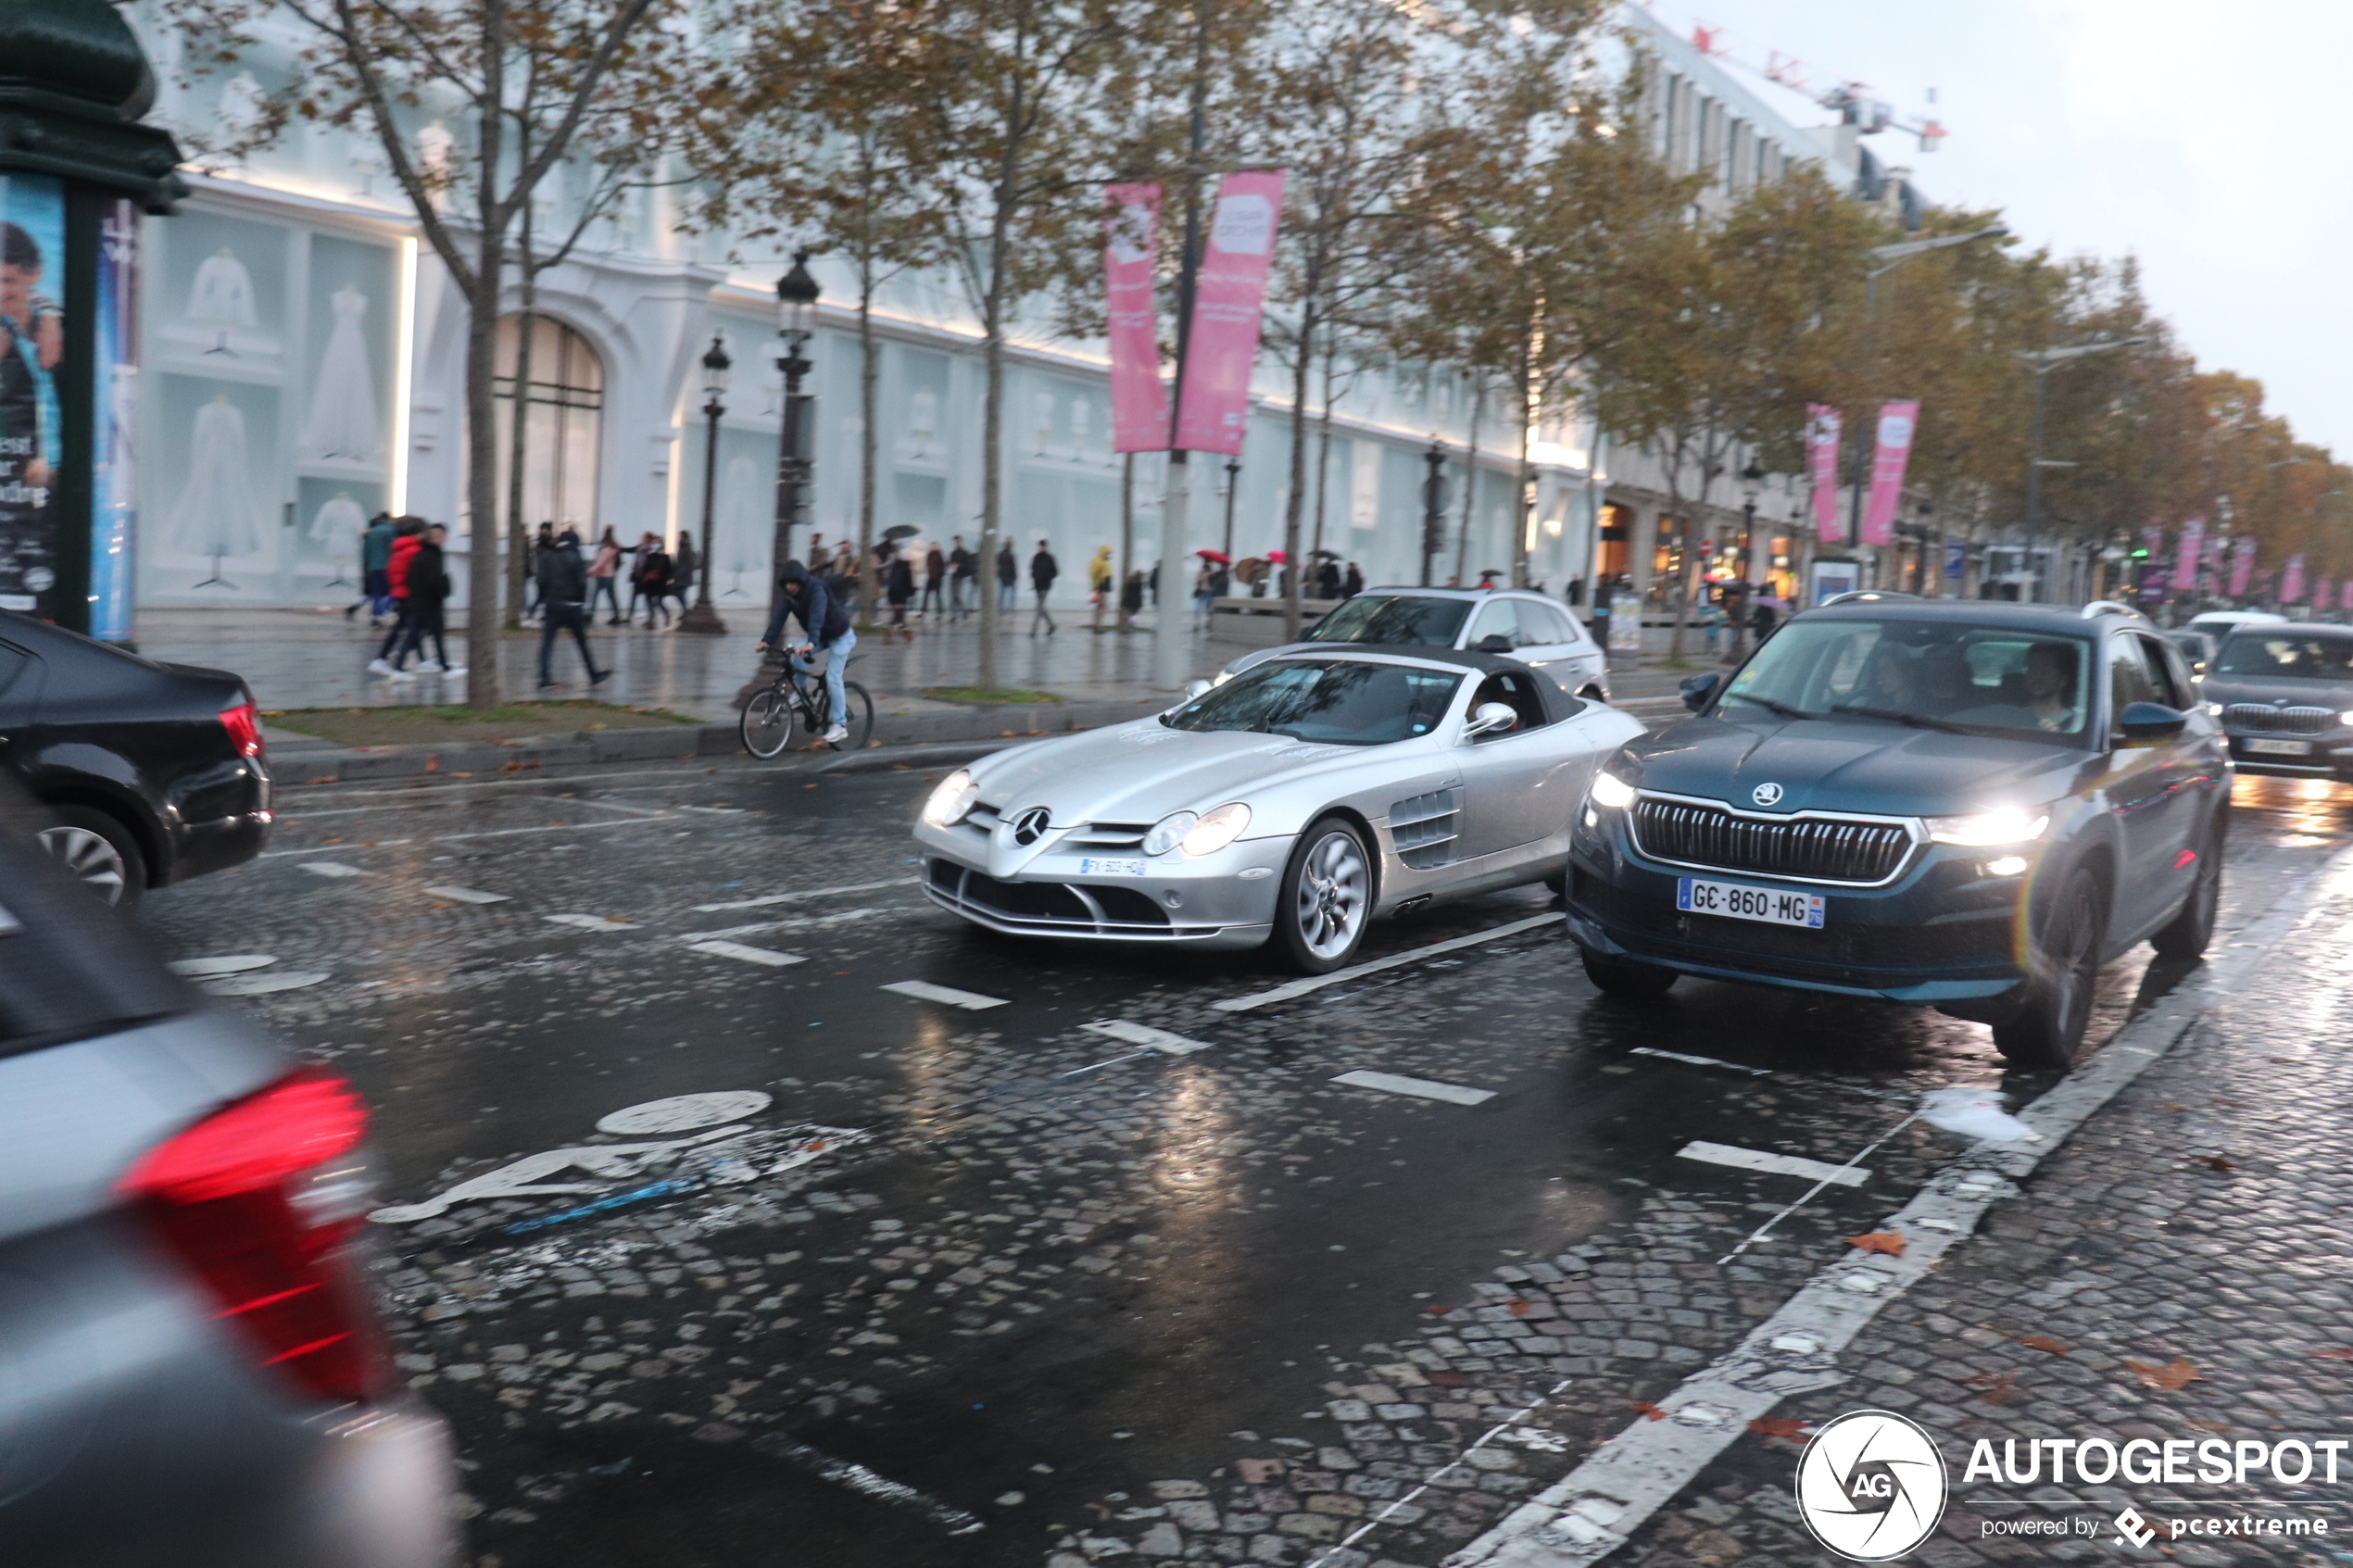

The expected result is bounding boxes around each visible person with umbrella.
[1314,551,1340,600]
[1193,549,1229,631]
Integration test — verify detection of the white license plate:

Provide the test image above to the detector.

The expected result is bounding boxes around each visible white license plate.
[1077,857,1150,877]
[2246,737,2312,756]
[1677,877,1825,928]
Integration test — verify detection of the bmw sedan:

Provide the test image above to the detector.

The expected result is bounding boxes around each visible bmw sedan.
[0,610,271,905]
[1565,601,2227,1065]
[1219,587,1611,702]
[2198,623,2353,781]
[917,648,1642,971]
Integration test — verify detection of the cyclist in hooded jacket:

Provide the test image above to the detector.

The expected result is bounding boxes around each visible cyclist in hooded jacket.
[757,558,856,743]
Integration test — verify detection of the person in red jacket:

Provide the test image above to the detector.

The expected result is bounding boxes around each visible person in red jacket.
[369,517,427,677]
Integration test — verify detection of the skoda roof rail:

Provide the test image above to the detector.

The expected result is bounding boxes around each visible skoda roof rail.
[1819,590,1919,607]
[2080,600,2145,621]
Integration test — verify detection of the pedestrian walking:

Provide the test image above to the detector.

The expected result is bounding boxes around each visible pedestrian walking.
[536,529,610,687]
[368,516,427,677]
[1119,569,1145,630]
[832,539,858,587]
[887,548,916,635]
[522,521,555,624]
[1029,539,1059,636]
[1591,573,1617,653]
[636,537,675,628]
[587,528,623,623]
[997,541,1018,611]
[1342,561,1363,598]
[1088,545,1114,632]
[672,532,698,620]
[388,523,464,676]
[1192,559,1215,630]
[1699,594,1725,657]
[920,542,946,618]
[949,535,975,618]
[348,510,396,624]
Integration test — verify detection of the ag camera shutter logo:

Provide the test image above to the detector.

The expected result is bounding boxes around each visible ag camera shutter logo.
[1794,1410,1949,1562]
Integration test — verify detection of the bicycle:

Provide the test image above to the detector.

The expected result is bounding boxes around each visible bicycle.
[740,650,875,759]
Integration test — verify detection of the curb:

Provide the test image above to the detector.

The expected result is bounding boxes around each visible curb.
[274,696,1169,785]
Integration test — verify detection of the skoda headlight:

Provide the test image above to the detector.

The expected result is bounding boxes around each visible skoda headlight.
[921,769,978,827]
[1180,802,1252,857]
[2339,710,2353,727]
[1143,810,1199,857]
[1926,807,2049,847]
[1589,771,1636,810]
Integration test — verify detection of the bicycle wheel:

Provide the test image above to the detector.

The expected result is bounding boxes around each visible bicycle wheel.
[740,687,795,759]
[837,683,875,750]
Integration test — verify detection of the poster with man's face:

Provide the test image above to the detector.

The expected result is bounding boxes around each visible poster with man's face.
[0,174,66,616]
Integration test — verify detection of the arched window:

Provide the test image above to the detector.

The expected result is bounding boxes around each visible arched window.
[495,315,603,534]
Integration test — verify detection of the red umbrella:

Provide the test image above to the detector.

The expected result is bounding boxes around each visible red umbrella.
[1265,549,1289,564]
[1195,549,1232,564]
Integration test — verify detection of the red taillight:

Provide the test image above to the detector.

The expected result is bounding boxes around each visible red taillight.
[119,1069,390,1405]
[220,699,263,758]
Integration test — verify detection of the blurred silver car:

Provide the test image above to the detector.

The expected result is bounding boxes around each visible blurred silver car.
[1218,586,1611,702]
[914,649,1643,971]
[0,795,454,1566]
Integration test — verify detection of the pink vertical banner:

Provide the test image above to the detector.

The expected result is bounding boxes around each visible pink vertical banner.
[1103,182,1168,453]
[2228,537,2256,597]
[2283,554,2307,604]
[2174,516,2204,589]
[2321,575,2336,612]
[1173,169,1286,455]
[1806,405,1844,545]
[1860,402,1919,547]
[2341,579,2353,611]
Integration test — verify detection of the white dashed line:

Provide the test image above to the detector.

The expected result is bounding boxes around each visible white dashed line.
[1211,914,1556,1012]
[1331,1069,1496,1106]
[544,914,639,932]
[424,884,511,904]
[882,980,1010,1010]
[203,970,333,997]
[1629,1047,1771,1076]
[299,861,369,878]
[168,954,276,977]
[694,877,919,911]
[1674,1140,1869,1186]
[693,908,887,939]
[1081,1020,1211,1055]
[686,939,806,968]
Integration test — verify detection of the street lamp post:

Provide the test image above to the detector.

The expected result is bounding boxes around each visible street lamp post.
[1221,455,1241,563]
[679,335,731,634]
[2019,336,2146,602]
[739,253,819,700]
[1730,458,1764,659]
[1421,440,1449,589]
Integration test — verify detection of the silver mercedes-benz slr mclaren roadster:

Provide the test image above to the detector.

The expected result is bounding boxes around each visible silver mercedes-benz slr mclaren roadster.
[912,648,1644,972]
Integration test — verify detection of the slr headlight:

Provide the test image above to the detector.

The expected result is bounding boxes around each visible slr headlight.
[921,769,978,827]
[1588,771,1636,810]
[1180,802,1252,857]
[1926,807,2049,847]
[1143,810,1199,857]
[2339,710,2353,726]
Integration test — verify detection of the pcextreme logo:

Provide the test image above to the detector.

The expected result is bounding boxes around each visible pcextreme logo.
[1794,1411,1950,1562]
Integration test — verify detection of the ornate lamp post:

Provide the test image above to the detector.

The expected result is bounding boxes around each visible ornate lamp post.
[1221,455,1241,563]
[679,333,730,634]
[765,251,820,630]
[1730,458,1765,659]
[1420,439,1448,588]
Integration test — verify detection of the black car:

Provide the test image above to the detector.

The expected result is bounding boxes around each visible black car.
[0,611,271,904]
[1565,600,2227,1065]
[2198,623,2353,781]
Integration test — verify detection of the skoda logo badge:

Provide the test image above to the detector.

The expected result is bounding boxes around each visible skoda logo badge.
[1010,807,1051,847]
[1752,782,1785,808]
[1793,1410,1947,1562]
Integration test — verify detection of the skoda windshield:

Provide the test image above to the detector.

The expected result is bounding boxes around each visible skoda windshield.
[1717,620,2096,746]
[1163,658,1462,746]
[1305,595,1473,647]
[2211,633,2353,680]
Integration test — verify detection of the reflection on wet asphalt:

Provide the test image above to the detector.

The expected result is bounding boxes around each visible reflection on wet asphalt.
[138,760,2353,1568]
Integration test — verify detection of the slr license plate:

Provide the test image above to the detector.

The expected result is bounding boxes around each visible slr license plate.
[2246,737,2312,756]
[1077,857,1151,877]
[1677,877,1825,928]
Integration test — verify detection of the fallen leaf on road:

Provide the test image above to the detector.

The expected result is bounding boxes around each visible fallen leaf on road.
[2189,1420,2231,1432]
[2314,1348,2353,1361]
[1964,1371,2019,1405]
[1507,1298,1533,1317]
[1628,1400,1667,1422]
[1427,1370,1468,1386]
[2160,1103,2187,1112]
[1748,1418,1809,1442]
[2188,1155,2238,1173]
[1844,1231,1906,1257]
[2020,1336,2070,1355]
[2126,1357,2205,1391]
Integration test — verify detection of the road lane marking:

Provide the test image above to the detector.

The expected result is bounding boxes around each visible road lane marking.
[262,842,411,857]
[1630,1047,1771,1076]
[299,861,369,877]
[1674,1140,1869,1186]
[1211,914,1556,1012]
[694,877,919,911]
[1082,1019,1211,1055]
[883,980,1010,1010]
[544,913,639,932]
[424,884,510,904]
[1332,1069,1496,1106]
[168,954,275,977]
[693,908,887,939]
[686,939,806,968]
[750,1434,984,1536]
[203,970,332,996]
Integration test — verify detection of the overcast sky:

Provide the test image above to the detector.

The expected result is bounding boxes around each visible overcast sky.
[1640,0,2353,455]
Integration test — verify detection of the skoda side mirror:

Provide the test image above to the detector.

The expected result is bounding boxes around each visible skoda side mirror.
[1679,671,1721,712]
[1475,633,1516,654]
[2118,700,2188,743]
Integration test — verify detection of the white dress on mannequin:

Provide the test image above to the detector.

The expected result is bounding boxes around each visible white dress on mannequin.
[187,250,257,327]
[299,285,380,462]
[309,490,365,554]
[168,395,265,559]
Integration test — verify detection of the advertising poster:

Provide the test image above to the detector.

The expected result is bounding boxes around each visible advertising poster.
[92,198,140,640]
[0,173,67,617]
[2173,515,2205,594]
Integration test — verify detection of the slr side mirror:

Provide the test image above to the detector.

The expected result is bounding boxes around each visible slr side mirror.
[1463,702,1519,740]
[1679,671,1721,712]
[2118,700,2188,743]
[1182,679,1213,700]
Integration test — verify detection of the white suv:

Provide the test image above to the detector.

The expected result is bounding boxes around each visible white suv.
[1219,587,1612,702]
